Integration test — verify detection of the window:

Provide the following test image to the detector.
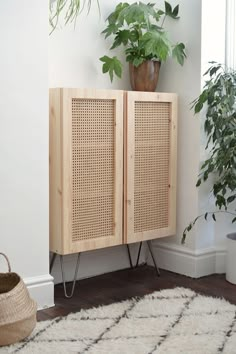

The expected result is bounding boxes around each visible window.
[226,0,236,69]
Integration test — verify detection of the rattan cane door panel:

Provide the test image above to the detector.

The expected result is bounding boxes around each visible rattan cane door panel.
[125,91,177,244]
[71,98,115,243]
[49,89,123,255]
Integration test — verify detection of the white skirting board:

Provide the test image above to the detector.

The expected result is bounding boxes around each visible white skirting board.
[24,274,54,311]
[149,241,226,278]
[22,243,225,310]
[23,244,147,310]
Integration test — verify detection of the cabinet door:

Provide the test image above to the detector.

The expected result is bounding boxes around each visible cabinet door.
[50,89,123,255]
[124,91,177,244]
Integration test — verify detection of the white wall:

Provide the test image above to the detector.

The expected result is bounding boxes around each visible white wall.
[150,0,207,276]
[0,0,53,309]
[155,0,202,248]
[49,0,131,90]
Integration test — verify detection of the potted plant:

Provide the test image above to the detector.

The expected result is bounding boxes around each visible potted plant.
[182,62,236,283]
[99,1,186,91]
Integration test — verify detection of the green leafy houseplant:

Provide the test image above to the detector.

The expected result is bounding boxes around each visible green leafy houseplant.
[99,1,186,82]
[182,62,236,244]
[49,0,100,34]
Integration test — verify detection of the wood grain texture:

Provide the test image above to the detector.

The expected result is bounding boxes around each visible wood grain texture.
[49,88,63,254]
[49,89,124,255]
[168,95,178,235]
[50,89,177,254]
[125,92,178,244]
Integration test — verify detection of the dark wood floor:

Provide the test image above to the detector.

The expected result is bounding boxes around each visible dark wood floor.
[37,265,236,321]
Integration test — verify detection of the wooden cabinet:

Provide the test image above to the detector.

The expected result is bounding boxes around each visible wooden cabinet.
[49,89,177,256]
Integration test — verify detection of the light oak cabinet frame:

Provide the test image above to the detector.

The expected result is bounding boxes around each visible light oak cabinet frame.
[49,88,177,256]
[124,91,177,244]
[49,88,123,255]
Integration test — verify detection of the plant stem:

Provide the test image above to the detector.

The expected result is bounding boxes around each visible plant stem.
[160,15,166,29]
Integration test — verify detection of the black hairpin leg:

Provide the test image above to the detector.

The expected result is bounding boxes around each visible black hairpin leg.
[50,252,57,273]
[126,244,134,268]
[59,253,81,298]
[147,240,160,276]
[135,242,143,267]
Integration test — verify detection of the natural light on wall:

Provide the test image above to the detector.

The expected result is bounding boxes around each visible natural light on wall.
[226,0,236,69]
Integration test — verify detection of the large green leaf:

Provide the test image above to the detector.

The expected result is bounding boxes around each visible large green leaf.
[141,30,170,61]
[164,1,172,15]
[107,2,129,25]
[99,56,122,82]
[110,30,131,49]
[125,46,146,64]
[102,23,120,38]
[172,5,179,18]
[172,43,186,65]
[118,1,156,27]
[164,1,179,19]
[129,29,140,42]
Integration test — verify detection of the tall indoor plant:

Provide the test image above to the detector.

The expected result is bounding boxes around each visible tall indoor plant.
[182,62,236,282]
[100,1,186,91]
[182,62,236,243]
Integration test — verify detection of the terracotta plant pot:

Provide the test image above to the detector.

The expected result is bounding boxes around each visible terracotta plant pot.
[129,60,161,92]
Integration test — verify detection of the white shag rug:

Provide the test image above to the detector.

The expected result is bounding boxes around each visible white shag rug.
[1,287,236,354]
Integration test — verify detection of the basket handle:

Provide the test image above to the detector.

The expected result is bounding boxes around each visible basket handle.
[0,253,11,272]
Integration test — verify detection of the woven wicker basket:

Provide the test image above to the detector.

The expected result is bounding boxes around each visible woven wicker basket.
[0,253,37,346]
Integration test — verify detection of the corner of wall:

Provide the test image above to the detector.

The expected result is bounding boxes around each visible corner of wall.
[24,274,54,311]
[150,240,226,278]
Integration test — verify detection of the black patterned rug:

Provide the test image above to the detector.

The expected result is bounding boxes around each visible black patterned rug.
[2,287,236,353]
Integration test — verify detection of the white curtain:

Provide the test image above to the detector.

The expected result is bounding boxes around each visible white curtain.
[226,0,236,69]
